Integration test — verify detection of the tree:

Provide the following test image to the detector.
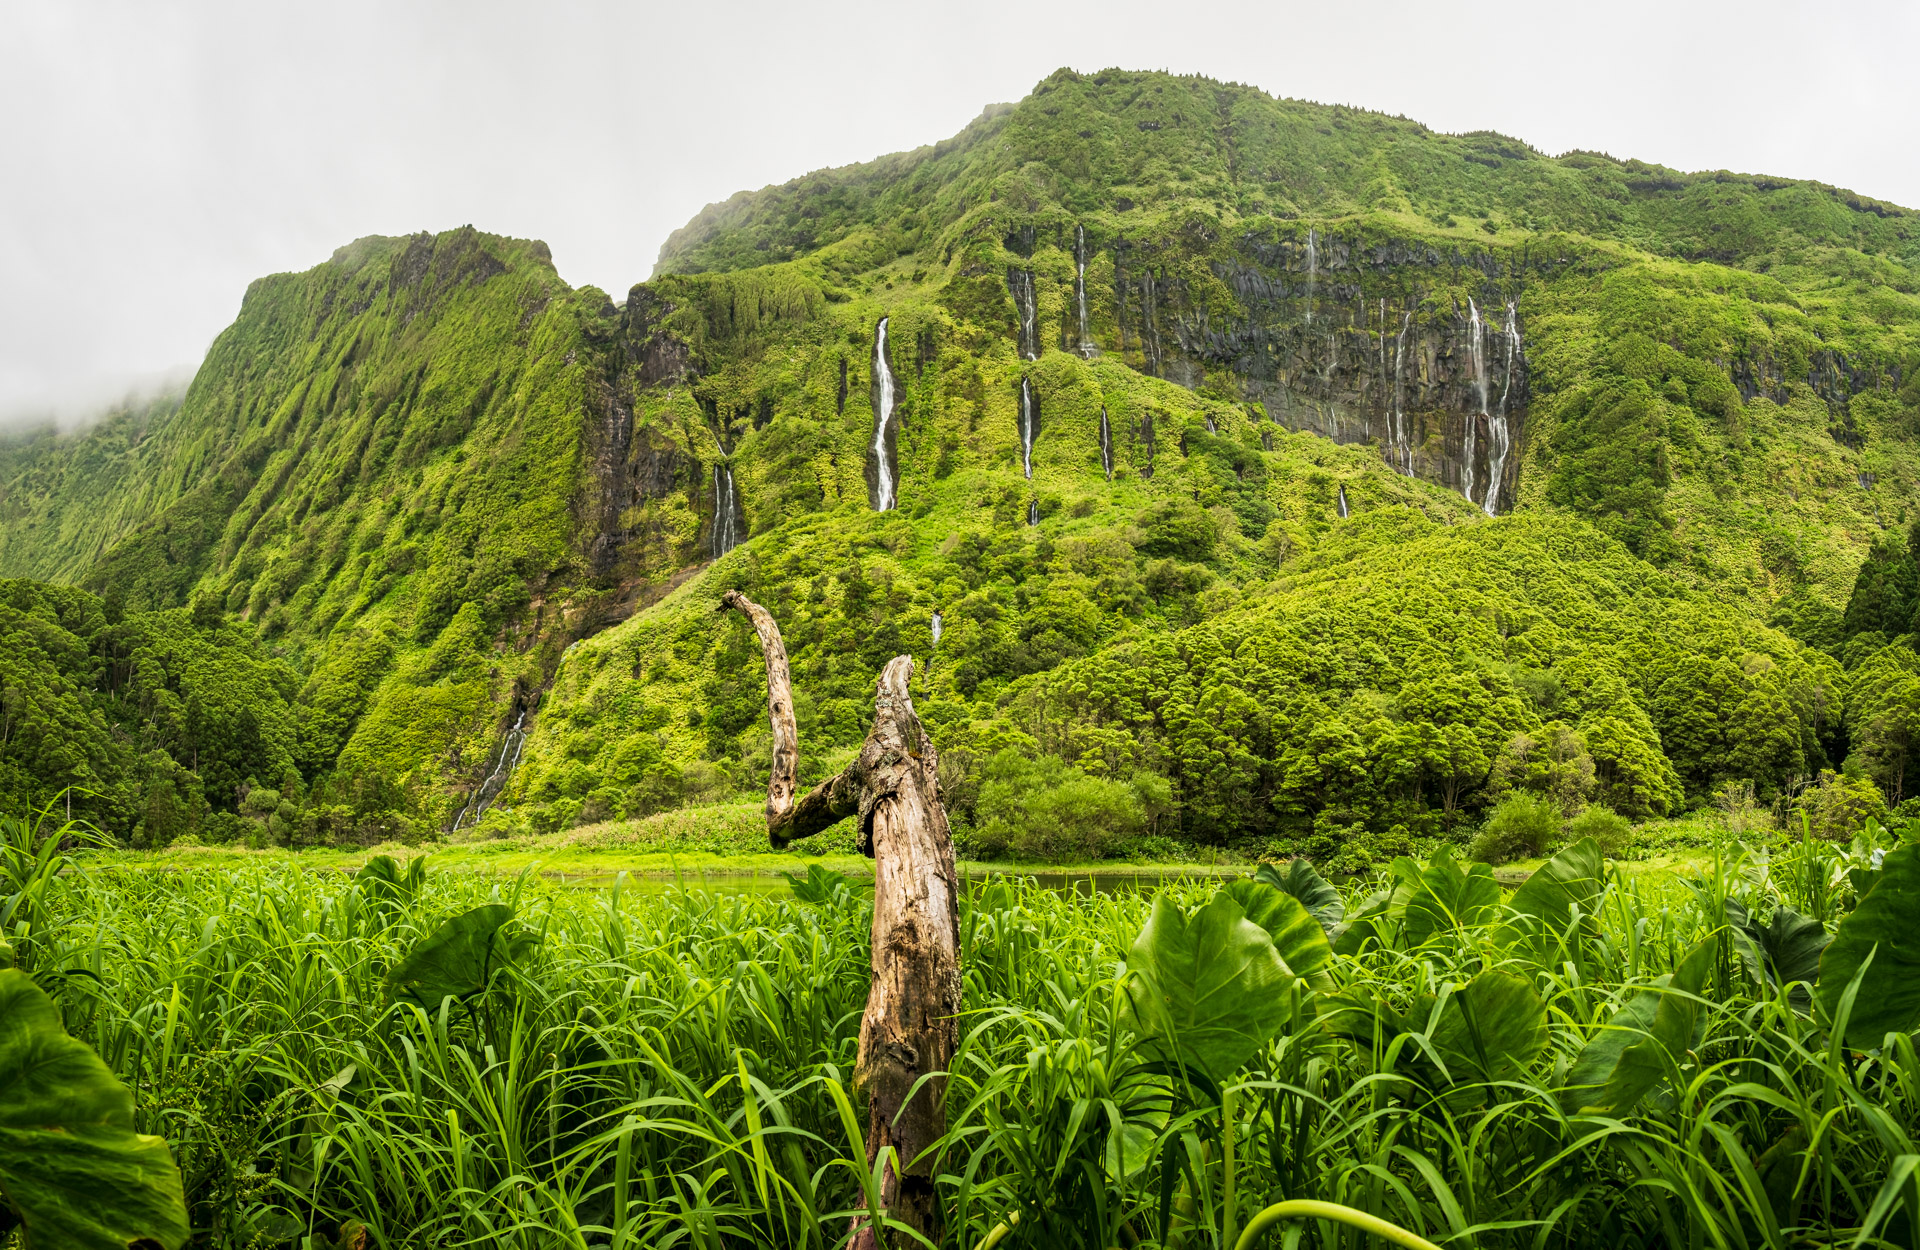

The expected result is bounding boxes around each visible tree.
[722,589,957,1248]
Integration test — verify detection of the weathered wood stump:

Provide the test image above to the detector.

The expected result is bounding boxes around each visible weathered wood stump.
[722,590,960,1248]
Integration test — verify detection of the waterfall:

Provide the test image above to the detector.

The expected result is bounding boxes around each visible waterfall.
[452,709,530,830]
[1462,299,1488,506]
[1304,228,1318,324]
[1018,376,1036,479]
[711,463,742,557]
[1027,498,1038,526]
[1480,301,1520,516]
[1008,269,1038,361]
[1205,414,1217,435]
[1075,224,1093,357]
[1099,406,1113,480]
[871,316,898,511]
[1337,485,1350,519]
[1393,312,1412,475]
[930,609,943,647]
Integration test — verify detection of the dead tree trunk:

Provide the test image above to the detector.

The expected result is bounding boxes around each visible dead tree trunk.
[722,590,960,1248]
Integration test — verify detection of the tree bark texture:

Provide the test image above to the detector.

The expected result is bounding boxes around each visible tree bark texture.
[722,593,960,1248]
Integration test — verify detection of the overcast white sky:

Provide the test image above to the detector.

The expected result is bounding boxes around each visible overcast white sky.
[3,0,1915,425]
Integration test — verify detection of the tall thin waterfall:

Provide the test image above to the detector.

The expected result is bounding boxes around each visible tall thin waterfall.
[711,463,742,557]
[871,316,898,511]
[1074,224,1093,357]
[1337,485,1350,519]
[1480,301,1520,516]
[1009,269,1038,361]
[1304,228,1318,324]
[1463,299,1487,505]
[930,609,943,647]
[1099,406,1113,480]
[1018,377,1036,479]
[1027,499,1038,526]
[452,709,529,830]
[1393,312,1413,475]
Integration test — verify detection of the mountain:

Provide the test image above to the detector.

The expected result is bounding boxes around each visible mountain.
[1,69,1915,854]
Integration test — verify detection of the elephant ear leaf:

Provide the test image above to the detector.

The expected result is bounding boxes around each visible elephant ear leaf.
[1427,970,1548,1101]
[1254,859,1345,935]
[1561,936,1713,1115]
[1818,843,1920,1049]
[387,904,538,1009]
[0,969,189,1250]
[1729,903,1829,1011]
[1222,880,1334,990]
[1405,848,1501,947]
[1498,837,1606,965]
[1122,891,1294,1081]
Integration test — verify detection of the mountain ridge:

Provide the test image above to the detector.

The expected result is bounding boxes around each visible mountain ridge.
[0,69,1915,855]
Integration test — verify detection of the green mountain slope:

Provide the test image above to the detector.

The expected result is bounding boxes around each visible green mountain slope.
[1,68,1915,850]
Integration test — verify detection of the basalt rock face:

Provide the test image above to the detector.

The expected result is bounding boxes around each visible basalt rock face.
[1107,227,1546,512]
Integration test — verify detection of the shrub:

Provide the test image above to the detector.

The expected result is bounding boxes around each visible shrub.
[1565,803,1631,857]
[1470,792,1562,864]
[1794,769,1888,841]
[971,749,1159,861]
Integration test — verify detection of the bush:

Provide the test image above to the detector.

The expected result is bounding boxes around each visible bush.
[1565,803,1631,857]
[1794,770,1888,841]
[1470,792,1562,864]
[969,749,1161,861]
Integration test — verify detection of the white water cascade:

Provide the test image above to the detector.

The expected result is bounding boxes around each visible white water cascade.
[711,463,742,557]
[1337,485,1350,519]
[1393,312,1413,475]
[1304,228,1318,324]
[1010,269,1039,361]
[452,709,529,830]
[871,317,898,511]
[1027,498,1038,526]
[1463,299,1488,506]
[1099,406,1113,480]
[1075,225,1094,357]
[931,609,943,647]
[1018,376,1036,479]
[1480,302,1519,516]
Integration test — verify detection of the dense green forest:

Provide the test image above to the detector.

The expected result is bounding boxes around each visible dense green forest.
[3,68,1920,856]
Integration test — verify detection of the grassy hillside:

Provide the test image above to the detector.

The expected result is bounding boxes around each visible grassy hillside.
[0,69,1915,853]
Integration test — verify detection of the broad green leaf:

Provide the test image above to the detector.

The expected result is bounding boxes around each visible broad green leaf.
[1122,891,1294,1080]
[1331,859,1422,955]
[1498,836,1605,964]
[1222,880,1334,989]
[1254,858,1345,934]
[387,904,540,1010]
[0,969,188,1249]
[1404,848,1501,946]
[1818,843,1920,1048]
[781,863,860,906]
[1562,936,1713,1115]
[1728,902,1828,1010]
[1428,970,1549,1088]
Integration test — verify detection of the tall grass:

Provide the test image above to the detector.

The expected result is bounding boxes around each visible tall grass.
[15,842,1920,1248]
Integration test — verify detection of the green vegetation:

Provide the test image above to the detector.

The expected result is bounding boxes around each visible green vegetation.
[10,805,1920,1246]
[0,67,1916,866]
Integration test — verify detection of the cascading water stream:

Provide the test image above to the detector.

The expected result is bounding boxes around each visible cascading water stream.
[930,609,943,647]
[1304,227,1318,325]
[1018,377,1036,479]
[1075,225,1093,357]
[1480,302,1519,516]
[1099,406,1113,480]
[1027,499,1038,526]
[871,317,898,511]
[1337,485,1350,519]
[1009,269,1038,362]
[711,463,742,557]
[1393,312,1413,475]
[1463,298,1488,506]
[452,709,529,830]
